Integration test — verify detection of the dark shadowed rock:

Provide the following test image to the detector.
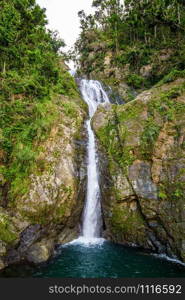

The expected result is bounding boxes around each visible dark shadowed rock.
[18,225,43,253]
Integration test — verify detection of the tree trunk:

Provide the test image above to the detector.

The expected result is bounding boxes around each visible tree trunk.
[178,4,181,25]
[154,25,157,39]
[115,22,119,54]
[163,32,166,43]
[3,61,6,74]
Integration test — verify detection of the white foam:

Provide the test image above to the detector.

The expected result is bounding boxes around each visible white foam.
[63,236,106,247]
[153,253,185,266]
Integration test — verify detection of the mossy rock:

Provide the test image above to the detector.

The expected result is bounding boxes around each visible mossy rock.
[109,203,146,245]
[0,209,18,244]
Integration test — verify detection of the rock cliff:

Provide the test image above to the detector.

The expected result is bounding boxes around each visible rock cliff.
[0,95,87,270]
[93,78,185,262]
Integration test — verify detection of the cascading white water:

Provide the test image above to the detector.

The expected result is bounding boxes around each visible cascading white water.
[65,79,110,246]
[82,119,101,238]
[79,79,110,242]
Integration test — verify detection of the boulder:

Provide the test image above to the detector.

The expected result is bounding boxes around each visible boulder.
[25,239,54,264]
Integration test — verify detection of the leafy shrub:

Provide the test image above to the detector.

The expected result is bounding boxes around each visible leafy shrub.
[125,73,144,89]
[0,0,80,202]
[157,69,185,86]
[140,118,161,158]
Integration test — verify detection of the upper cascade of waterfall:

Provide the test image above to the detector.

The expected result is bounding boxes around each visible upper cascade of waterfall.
[80,79,110,117]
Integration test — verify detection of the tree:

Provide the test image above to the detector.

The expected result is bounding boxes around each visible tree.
[0,0,78,201]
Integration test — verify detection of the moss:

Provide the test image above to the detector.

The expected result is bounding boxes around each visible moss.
[140,118,161,159]
[17,183,74,226]
[96,101,144,175]
[61,102,78,118]
[157,69,185,86]
[97,122,134,174]
[139,82,185,158]
[158,191,168,200]
[103,77,121,87]
[53,205,67,224]
[116,100,144,122]
[0,212,18,244]
[53,150,61,159]
[148,84,185,121]
[110,205,144,236]
[55,206,66,218]
[159,174,185,203]
[125,73,145,89]
[18,203,52,225]
[167,181,185,202]
[172,183,184,200]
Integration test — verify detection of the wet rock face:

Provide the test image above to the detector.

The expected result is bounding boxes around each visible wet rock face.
[93,79,185,262]
[0,95,87,269]
[129,161,158,200]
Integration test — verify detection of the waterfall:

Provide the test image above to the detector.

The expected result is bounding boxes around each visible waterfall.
[78,79,110,243]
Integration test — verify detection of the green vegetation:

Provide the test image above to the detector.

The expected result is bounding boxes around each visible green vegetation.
[96,100,145,174]
[96,116,131,171]
[74,0,185,91]
[110,205,144,238]
[140,118,161,159]
[157,69,185,86]
[148,84,185,120]
[0,0,80,203]
[0,210,18,243]
[125,74,145,89]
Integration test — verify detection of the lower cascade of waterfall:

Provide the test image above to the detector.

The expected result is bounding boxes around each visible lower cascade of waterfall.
[71,79,110,245]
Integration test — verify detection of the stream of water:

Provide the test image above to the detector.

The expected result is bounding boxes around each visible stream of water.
[77,79,109,243]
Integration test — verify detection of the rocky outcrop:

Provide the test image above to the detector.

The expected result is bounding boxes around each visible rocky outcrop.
[93,78,185,262]
[77,35,176,104]
[0,95,87,270]
[89,58,136,104]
